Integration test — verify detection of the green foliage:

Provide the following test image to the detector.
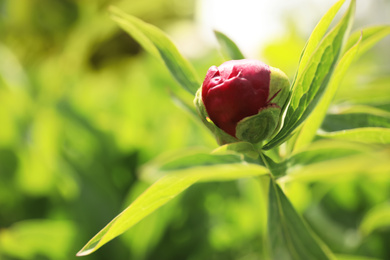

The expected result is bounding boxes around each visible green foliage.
[213,30,246,60]
[263,0,356,150]
[268,178,334,260]
[77,152,268,255]
[77,0,390,259]
[110,7,201,96]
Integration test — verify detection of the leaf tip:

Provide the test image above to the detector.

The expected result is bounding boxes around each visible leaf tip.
[76,249,93,257]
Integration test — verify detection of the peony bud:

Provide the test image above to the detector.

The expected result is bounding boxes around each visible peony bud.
[194,59,290,145]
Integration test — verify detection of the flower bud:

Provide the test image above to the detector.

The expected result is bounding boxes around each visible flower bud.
[194,59,290,145]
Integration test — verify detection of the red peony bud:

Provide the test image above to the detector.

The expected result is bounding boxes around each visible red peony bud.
[195,59,290,145]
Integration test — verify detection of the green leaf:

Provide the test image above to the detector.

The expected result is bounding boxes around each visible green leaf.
[142,149,245,180]
[345,25,390,59]
[334,77,390,105]
[261,152,287,178]
[318,127,390,144]
[289,139,370,167]
[213,141,259,160]
[214,30,245,60]
[292,34,362,150]
[77,163,268,256]
[110,7,201,95]
[360,203,390,235]
[336,255,382,260]
[295,0,346,81]
[268,178,334,260]
[321,112,390,132]
[328,105,390,118]
[279,146,390,183]
[263,0,355,150]
[292,25,390,150]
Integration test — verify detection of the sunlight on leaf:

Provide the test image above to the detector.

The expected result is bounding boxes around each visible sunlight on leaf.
[263,0,355,150]
[295,0,346,81]
[77,163,268,256]
[293,25,390,150]
[292,33,362,151]
[360,203,390,236]
[345,25,390,60]
[280,147,390,183]
[110,7,201,95]
[318,127,390,144]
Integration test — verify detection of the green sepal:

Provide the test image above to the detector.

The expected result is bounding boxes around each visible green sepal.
[269,67,291,106]
[236,106,281,144]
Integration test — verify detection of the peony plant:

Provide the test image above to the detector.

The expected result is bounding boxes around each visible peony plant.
[77,0,390,259]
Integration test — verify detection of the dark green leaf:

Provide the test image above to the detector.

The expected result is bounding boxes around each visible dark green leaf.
[321,112,390,131]
[268,178,334,260]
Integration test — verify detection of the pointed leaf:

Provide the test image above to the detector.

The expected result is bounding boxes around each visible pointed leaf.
[268,178,334,260]
[318,127,390,144]
[321,112,390,132]
[77,163,268,256]
[110,7,201,95]
[345,25,390,59]
[336,255,382,260]
[263,0,355,150]
[214,30,245,60]
[360,203,390,236]
[292,34,361,150]
[290,140,369,167]
[295,0,346,81]
[279,146,390,183]
[293,25,390,150]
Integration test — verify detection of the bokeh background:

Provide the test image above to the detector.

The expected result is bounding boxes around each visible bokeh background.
[0,0,389,259]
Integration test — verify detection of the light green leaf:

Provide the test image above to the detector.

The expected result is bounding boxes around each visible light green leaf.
[334,77,390,105]
[290,139,370,167]
[292,35,361,150]
[0,220,75,259]
[140,148,248,181]
[214,30,245,60]
[336,255,382,260]
[263,0,355,150]
[77,163,268,256]
[329,105,390,118]
[293,25,390,150]
[295,0,346,81]
[318,127,390,144]
[279,146,390,183]
[360,203,390,235]
[110,7,201,95]
[268,178,334,260]
[213,141,259,160]
[345,25,390,59]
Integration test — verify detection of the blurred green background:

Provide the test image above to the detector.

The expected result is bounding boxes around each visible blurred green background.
[0,0,389,259]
